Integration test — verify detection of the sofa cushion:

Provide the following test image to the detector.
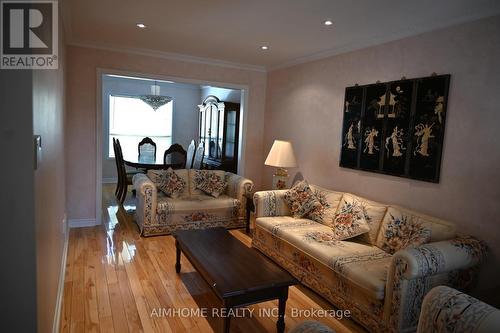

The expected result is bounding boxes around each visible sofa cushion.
[284,180,322,218]
[337,193,388,245]
[148,169,190,198]
[156,168,187,198]
[390,205,456,242]
[193,170,228,198]
[189,169,226,195]
[331,196,371,240]
[375,206,432,254]
[306,185,343,227]
[255,217,391,300]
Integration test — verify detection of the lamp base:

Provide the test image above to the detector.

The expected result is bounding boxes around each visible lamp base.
[272,168,289,189]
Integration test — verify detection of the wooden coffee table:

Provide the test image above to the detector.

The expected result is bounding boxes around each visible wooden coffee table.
[174,228,298,333]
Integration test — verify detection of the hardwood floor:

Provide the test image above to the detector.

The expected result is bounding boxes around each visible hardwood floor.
[60,185,365,333]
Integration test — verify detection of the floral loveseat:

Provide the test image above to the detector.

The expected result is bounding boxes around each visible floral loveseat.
[252,184,486,333]
[133,169,253,236]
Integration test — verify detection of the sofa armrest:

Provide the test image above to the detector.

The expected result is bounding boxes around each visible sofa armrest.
[132,173,157,231]
[418,286,500,333]
[393,236,487,279]
[384,236,487,332]
[225,172,254,218]
[253,190,291,218]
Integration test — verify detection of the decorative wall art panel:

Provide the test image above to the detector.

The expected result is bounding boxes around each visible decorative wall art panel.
[340,87,363,168]
[339,74,450,183]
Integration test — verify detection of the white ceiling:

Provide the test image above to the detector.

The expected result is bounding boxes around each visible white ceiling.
[64,0,500,71]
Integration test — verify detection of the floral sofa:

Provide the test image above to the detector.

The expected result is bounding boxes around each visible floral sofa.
[418,286,500,333]
[252,185,487,333]
[132,169,253,236]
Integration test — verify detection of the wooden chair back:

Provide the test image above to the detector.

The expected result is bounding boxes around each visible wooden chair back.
[185,140,196,169]
[192,142,205,169]
[138,137,156,159]
[163,143,187,168]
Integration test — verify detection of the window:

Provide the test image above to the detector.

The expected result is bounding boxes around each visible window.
[108,95,172,159]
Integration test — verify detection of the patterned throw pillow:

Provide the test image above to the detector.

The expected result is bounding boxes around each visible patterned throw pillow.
[331,197,371,240]
[376,207,431,254]
[340,193,388,245]
[155,168,186,198]
[193,170,228,198]
[306,185,343,227]
[283,180,322,218]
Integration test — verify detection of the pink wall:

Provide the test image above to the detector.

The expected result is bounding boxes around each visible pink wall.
[32,10,67,332]
[265,15,500,304]
[66,46,267,220]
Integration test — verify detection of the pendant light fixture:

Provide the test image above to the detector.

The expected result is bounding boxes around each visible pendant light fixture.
[139,81,172,110]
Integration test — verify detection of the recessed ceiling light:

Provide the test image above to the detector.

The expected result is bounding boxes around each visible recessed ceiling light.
[324,20,333,26]
[136,23,146,29]
[261,45,269,50]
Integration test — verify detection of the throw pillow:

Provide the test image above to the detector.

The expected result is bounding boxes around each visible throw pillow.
[148,169,190,198]
[375,207,431,254]
[283,180,322,218]
[193,170,228,198]
[155,168,186,198]
[340,193,388,245]
[306,185,343,227]
[331,197,371,240]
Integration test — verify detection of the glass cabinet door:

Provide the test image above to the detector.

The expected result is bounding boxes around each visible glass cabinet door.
[225,110,237,159]
[209,104,219,158]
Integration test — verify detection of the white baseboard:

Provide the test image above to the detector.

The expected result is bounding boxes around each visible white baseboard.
[102,177,117,184]
[52,217,69,333]
[68,218,98,228]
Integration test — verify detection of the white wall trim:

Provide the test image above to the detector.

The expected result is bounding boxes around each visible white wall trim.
[102,177,117,184]
[51,217,69,333]
[68,219,98,228]
[68,41,267,73]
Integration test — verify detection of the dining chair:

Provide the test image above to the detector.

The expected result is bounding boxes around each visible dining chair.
[185,139,196,169]
[192,142,205,169]
[112,138,124,198]
[138,137,157,160]
[116,139,141,204]
[163,143,187,168]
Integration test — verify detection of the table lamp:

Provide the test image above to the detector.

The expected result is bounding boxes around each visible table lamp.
[264,140,297,189]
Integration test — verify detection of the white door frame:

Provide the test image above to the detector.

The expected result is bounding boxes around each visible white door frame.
[95,67,250,225]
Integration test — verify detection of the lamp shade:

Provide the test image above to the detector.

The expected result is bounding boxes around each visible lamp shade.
[264,140,297,168]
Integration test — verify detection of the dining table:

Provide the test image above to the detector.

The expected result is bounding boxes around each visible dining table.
[123,154,184,170]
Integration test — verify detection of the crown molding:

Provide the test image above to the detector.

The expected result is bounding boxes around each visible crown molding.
[67,41,267,73]
[269,11,500,72]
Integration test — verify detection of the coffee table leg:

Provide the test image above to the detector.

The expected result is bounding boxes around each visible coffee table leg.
[223,301,232,333]
[277,288,288,333]
[175,240,181,273]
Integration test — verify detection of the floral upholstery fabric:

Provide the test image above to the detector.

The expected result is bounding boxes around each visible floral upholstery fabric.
[192,170,228,198]
[289,321,336,333]
[252,185,487,333]
[148,169,190,198]
[376,206,432,254]
[253,190,291,217]
[284,181,322,218]
[133,171,253,236]
[385,236,487,332]
[339,193,388,245]
[152,168,186,198]
[418,286,500,333]
[256,217,391,300]
[331,196,371,240]
[306,185,343,227]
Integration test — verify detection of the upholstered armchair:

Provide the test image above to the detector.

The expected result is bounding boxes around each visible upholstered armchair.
[418,286,500,332]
